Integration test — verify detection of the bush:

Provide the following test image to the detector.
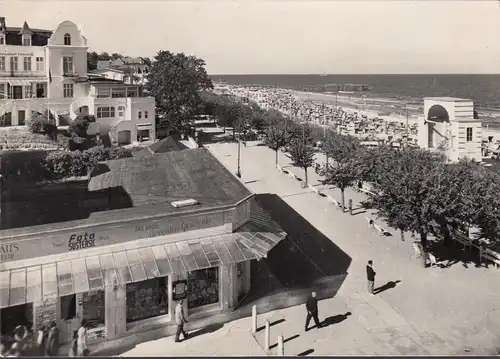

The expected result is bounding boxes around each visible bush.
[27,116,45,134]
[69,115,95,138]
[42,146,134,180]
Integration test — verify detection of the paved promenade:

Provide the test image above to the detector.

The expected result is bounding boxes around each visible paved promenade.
[121,140,500,356]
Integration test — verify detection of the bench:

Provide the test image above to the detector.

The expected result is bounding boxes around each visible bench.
[364,217,389,236]
[359,187,376,196]
[453,231,472,251]
[480,248,500,269]
[327,195,342,209]
[288,172,297,179]
[427,253,443,268]
[276,165,283,172]
[309,186,320,194]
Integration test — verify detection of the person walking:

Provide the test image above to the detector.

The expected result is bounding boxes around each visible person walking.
[366,260,376,296]
[77,319,88,356]
[68,331,78,357]
[305,292,321,331]
[174,300,189,343]
[46,322,59,357]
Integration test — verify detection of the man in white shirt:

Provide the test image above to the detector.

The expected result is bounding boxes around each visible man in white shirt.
[174,300,189,342]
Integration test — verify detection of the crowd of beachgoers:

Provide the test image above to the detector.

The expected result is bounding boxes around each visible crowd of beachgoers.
[214,85,418,144]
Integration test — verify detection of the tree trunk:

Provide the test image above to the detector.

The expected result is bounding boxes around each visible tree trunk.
[441,223,452,247]
[340,187,345,212]
[400,230,405,242]
[419,229,428,268]
[275,150,278,166]
[304,168,308,186]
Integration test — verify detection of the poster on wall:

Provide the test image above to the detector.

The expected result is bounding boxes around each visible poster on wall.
[172,280,188,301]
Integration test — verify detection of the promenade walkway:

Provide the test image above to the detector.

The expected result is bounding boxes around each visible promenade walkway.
[121,140,500,356]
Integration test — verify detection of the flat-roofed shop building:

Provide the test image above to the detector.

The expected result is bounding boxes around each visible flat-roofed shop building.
[0,148,286,345]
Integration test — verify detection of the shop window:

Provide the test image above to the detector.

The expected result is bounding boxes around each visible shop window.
[188,267,220,309]
[466,127,473,142]
[60,294,77,320]
[82,290,106,331]
[1,303,33,335]
[126,277,168,324]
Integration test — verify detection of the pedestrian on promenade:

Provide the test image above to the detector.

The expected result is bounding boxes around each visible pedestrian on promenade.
[305,292,321,331]
[68,331,78,357]
[46,321,59,357]
[77,319,89,356]
[174,300,189,343]
[366,260,376,296]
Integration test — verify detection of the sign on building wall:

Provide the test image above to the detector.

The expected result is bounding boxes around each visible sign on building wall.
[1,211,227,263]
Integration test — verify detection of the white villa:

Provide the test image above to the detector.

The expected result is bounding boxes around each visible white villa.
[0,18,155,145]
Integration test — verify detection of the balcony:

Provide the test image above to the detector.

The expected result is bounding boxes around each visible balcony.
[0,70,46,78]
[62,72,79,78]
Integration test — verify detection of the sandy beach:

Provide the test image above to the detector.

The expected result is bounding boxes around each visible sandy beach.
[293,90,500,140]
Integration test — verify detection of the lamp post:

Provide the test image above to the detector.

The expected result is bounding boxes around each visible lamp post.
[236,136,241,178]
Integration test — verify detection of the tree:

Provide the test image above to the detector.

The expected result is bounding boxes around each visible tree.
[87,51,99,71]
[98,52,110,60]
[111,53,122,60]
[287,139,316,186]
[263,117,294,166]
[146,51,213,132]
[363,147,447,266]
[320,133,361,210]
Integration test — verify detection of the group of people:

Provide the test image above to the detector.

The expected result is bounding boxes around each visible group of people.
[303,260,377,330]
[221,86,416,140]
[0,320,89,358]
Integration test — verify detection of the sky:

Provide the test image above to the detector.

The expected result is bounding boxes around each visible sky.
[2,0,500,74]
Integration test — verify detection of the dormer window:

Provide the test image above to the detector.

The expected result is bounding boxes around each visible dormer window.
[22,34,31,46]
[64,33,71,46]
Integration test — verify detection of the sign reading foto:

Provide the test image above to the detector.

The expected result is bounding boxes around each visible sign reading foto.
[1,211,226,263]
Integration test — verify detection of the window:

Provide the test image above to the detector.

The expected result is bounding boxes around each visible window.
[138,111,142,119]
[126,277,168,324]
[63,83,74,98]
[96,88,111,98]
[36,83,45,98]
[0,57,5,71]
[187,267,219,309]
[0,84,5,99]
[111,88,125,98]
[23,57,31,71]
[24,85,32,99]
[62,57,73,75]
[64,33,71,46]
[0,35,4,45]
[118,106,125,117]
[22,35,31,46]
[36,57,44,71]
[126,88,138,97]
[96,106,115,119]
[10,57,18,72]
[144,111,148,119]
[466,127,473,142]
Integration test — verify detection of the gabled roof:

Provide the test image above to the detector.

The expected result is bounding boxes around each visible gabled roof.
[132,137,187,159]
[96,60,112,70]
[18,21,33,35]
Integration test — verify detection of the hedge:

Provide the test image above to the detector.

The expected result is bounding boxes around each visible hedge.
[42,146,133,180]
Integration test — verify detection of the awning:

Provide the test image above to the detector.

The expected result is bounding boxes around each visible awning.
[0,223,286,308]
[7,79,32,87]
[137,123,153,129]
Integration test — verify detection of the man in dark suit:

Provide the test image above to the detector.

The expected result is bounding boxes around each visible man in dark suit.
[366,260,376,295]
[305,292,321,331]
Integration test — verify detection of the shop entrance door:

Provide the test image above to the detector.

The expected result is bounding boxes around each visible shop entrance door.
[59,293,83,344]
[236,262,248,303]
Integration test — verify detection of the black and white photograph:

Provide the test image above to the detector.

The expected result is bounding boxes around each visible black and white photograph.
[1,0,500,356]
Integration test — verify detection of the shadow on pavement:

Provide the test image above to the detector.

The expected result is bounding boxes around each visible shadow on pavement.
[298,349,315,356]
[269,334,301,349]
[257,318,285,332]
[374,280,401,295]
[427,240,484,270]
[255,193,352,284]
[187,323,224,339]
[322,311,352,328]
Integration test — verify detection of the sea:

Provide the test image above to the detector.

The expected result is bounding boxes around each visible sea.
[210,74,500,117]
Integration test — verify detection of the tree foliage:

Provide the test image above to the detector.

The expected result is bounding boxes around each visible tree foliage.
[146,51,213,131]
[263,117,295,165]
[287,140,316,185]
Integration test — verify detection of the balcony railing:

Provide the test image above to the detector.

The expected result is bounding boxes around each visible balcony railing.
[0,70,46,78]
[62,72,79,78]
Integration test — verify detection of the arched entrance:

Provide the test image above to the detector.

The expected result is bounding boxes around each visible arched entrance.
[426,105,450,149]
[117,130,131,145]
[0,112,12,126]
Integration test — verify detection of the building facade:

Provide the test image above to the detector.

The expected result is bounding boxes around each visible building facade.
[0,18,155,144]
[417,97,482,162]
[0,149,286,347]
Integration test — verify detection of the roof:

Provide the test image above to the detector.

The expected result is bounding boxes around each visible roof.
[424,97,472,102]
[0,148,252,236]
[97,60,112,70]
[132,137,187,158]
[18,21,33,35]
